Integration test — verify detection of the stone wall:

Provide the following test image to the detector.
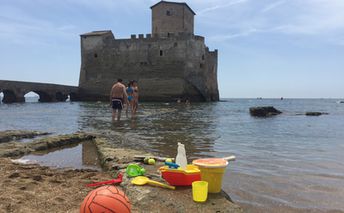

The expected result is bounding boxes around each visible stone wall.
[151,2,194,35]
[78,32,218,102]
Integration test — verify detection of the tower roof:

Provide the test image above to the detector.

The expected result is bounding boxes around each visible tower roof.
[150,1,196,15]
[80,30,112,36]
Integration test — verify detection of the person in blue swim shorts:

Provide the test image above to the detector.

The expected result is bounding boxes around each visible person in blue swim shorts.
[110,79,128,122]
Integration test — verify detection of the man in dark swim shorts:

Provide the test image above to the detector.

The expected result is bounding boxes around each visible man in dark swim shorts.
[112,97,123,110]
[110,79,128,121]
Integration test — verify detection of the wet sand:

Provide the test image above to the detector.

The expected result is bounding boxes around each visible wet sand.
[0,158,111,213]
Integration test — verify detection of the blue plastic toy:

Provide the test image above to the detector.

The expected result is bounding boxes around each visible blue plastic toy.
[165,162,180,169]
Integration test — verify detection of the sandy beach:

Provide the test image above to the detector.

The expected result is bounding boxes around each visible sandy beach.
[0,130,242,213]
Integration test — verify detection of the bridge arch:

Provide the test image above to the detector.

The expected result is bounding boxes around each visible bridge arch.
[55,92,68,102]
[24,91,39,102]
[2,89,24,103]
[34,90,53,102]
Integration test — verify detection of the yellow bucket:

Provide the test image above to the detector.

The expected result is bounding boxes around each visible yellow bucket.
[198,167,226,193]
[192,158,228,193]
[192,181,208,202]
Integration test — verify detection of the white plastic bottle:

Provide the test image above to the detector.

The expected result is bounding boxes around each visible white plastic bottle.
[175,142,187,169]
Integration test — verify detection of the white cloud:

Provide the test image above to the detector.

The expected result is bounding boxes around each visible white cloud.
[261,0,285,13]
[271,1,344,36]
[197,0,248,15]
[64,0,153,13]
[209,28,259,41]
[200,0,344,46]
[1,0,344,47]
[0,4,81,47]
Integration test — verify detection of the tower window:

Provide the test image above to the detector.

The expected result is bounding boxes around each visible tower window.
[202,55,205,60]
[160,50,163,56]
[200,63,204,68]
[94,53,98,58]
[174,42,178,47]
[166,10,171,16]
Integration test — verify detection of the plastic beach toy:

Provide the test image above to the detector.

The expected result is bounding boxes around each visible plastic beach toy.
[175,143,187,169]
[148,158,156,165]
[159,164,201,186]
[126,164,146,177]
[131,176,175,190]
[192,156,236,193]
[192,181,208,202]
[165,161,180,169]
[86,173,123,187]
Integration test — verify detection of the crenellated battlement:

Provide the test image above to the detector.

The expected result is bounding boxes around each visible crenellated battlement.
[82,31,205,43]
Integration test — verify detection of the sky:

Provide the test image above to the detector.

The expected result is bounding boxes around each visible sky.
[0,0,343,98]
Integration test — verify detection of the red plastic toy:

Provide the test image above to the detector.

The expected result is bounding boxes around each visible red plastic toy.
[86,173,123,187]
[159,165,201,186]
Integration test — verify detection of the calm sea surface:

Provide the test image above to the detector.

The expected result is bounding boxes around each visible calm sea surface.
[1,98,344,212]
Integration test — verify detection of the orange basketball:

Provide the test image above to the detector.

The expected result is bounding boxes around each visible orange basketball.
[80,185,131,213]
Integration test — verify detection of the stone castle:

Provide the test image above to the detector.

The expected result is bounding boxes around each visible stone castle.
[78,1,219,102]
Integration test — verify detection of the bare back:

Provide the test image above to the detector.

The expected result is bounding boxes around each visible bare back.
[111,83,126,99]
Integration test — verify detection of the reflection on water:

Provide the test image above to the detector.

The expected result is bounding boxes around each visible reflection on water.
[19,142,101,170]
[1,99,344,212]
[77,102,217,160]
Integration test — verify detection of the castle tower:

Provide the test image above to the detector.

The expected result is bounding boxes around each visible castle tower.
[78,1,219,102]
[151,1,195,35]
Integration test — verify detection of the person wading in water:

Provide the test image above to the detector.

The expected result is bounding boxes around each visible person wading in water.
[126,81,134,117]
[132,80,139,116]
[110,79,128,122]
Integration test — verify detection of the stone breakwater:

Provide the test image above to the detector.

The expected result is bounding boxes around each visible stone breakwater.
[0,130,242,213]
[0,130,49,143]
[0,133,94,158]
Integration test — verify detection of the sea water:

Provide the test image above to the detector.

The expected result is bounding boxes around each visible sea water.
[1,98,344,212]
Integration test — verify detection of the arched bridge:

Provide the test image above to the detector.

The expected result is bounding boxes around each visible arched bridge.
[0,80,79,103]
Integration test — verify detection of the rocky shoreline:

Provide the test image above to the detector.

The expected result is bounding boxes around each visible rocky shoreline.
[0,130,49,143]
[0,130,242,213]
